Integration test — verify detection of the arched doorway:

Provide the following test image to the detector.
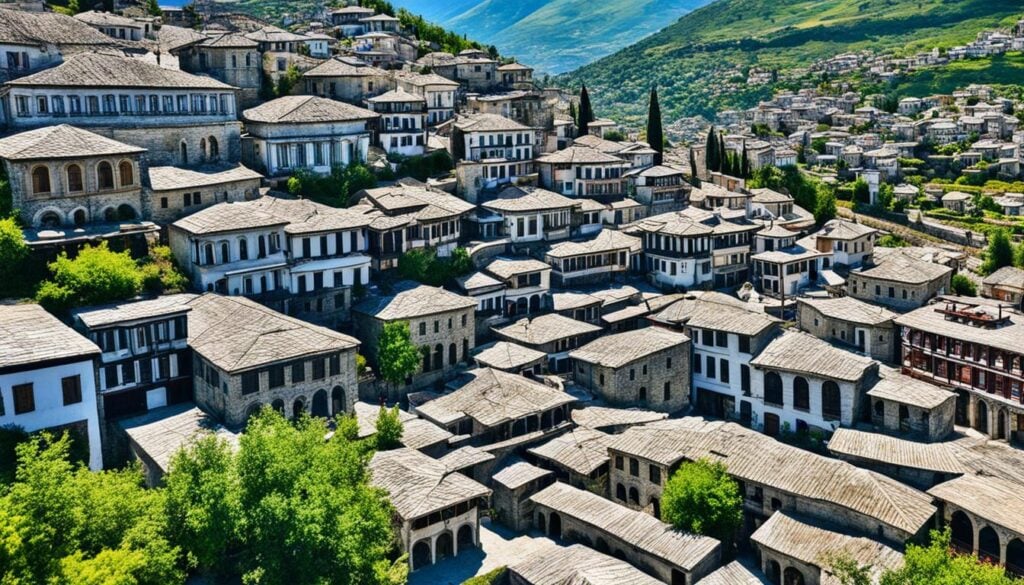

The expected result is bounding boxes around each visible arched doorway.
[766,560,781,584]
[553,408,565,425]
[793,376,809,411]
[536,511,546,534]
[950,510,974,553]
[822,380,842,421]
[449,343,457,366]
[516,297,527,315]
[615,483,626,501]
[548,512,562,539]
[783,567,805,585]
[638,387,647,403]
[979,526,1000,563]
[457,524,475,552]
[411,540,431,570]
[1006,538,1024,577]
[955,389,970,426]
[998,409,1009,440]
[180,141,189,165]
[209,136,219,160]
[331,386,344,415]
[72,209,87,225]
[435,531,453,562]
[292,398,304,419]
[976,400,989,434]
[629,487,639,505]
[311,389,328,418]
[117,204,136,220]
[764,412,781,437]
[765,372,783,406]
[433,344,443,371]
[40,210,61,228]
[650,497,660,518]
[899,405,910,432]
[529,295,540,312]
[199,138,207,162]
[244,403,261,423]
[271,399,284,414]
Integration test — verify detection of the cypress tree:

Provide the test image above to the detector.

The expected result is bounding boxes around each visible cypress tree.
[718,133,727,173]
[646,86,664,166]
[689,148,700,186]
[578,84,595,136]
[741,143,750,178]
[569,101,577,127]
[705,126,718,176]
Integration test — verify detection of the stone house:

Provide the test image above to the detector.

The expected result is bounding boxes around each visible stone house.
[74,11,149,41]
[186,293,359,427]
[472,341,546,375]
[750,329,878,435]
[797,296,897,363]
[848,249,952,311]
[302,57,393,104]
[826,428,964,490]
[751,236,831,299]
[144,163,263,225]
[536,145,631,202]
[493,313,602,373]
[607,418,936,546]
[454,272,506,334]
[527,427,614,494]
[483,257,551,317]
[178,33,262,108]
[929,474,1024,575]
[451,113,537,203]
[352,282,476,396]
[544,229,641,287]
[393,71,459,125]
[497,62,534,90]
[570,327,691,414]
[530,482,721,585]
[0,9,127,80]
[4,52,241,167]
[942,190,972,213]
[751,512,904,585]
[366,88,427,157]
[982,266,1024,309]
[867,365,956,441]
[0,124,145,228]
[627,165,690,213]
[241,95,378,178]
[369,447,490,572]
[509,543,664,585]
[0,304,103,470]
[415,367,576,443]
[809,219,877,268]
[71,295,196,467]
[649,291,780,422]
[478,186,578,243]
[491,460,554,532]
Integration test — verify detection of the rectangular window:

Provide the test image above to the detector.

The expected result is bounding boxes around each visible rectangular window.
[13,383,34,414]
[61,375,82,405]
[741,365,750,394]
[241,372,260,395]
[706,356,716,379]
[715,331,728,347]
[629,458,639,477]
[329,354,340,376]
[615,455,623,470]
[292,361,305,382]
[105,365,119,388]
[702,329,714,346]
[738,335,751,354]
[649,464,661,484]
[720,359,730,383]
[269,365,285,388]
[694,352,702,374]
[312,358,326,380]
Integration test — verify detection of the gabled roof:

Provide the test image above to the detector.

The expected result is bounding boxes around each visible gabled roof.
[484,257,550,280]
[302,56,389,78]
[201,32,258,49]
[121,403,239,476]
[353,281,476,321]
[417,368,576,428]
[652,292,780,336]
[73,294,195,329]
[366,88,425,104]
[0,7,128,48]
[867,365,956,410]
[474,341,546,371]
[243,95,378,124]
[0,304,100,372]
[528,427,614,476]
[171,200,287,235]
[570,327,688,369]
[481,186,577,213]
[827,429,965,475]
[393,70,460,87]
[0,124,145,160]
[750,188,794,204]
[750,329,875,382]
[536,145,626,165]
[855,250,952,285]
[74,10,141,28]
[510,543,663,585]
[357,182,474,221]
[797,296,896,327]
[147,163,262,192]
[9,52,233,90]
[494,313,602,346]
[815,218,877,241]
[982,265,1024,289]
[369,447,490,520]
[249,196,373,234]
[929,474,1024,537]
[545,230,641,259]
[453,113,530,133]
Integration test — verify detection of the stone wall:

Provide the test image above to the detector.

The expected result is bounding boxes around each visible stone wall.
[145,175,261,225]
[849,272,950,312]
[572,343,691,414]
[104,122,243,167]
[797,302,896,363]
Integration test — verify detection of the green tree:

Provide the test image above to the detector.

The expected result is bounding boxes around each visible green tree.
[815,191,838,225]
[811,137,828,154]
[950,274,977,297]
[852,178,871,204]
[877,183,895,210]
[704,126,718,176]
[646,86,664,166]
[568,101,577,127]
[36,242,143,312]
[375,406,404,451]
[377,321,422,387]
[1014,242,1024,268]
[881,529,1019,585]
[145,0,161,16]
[164,435,239,577]
[0,217,28,294]
[66,0,80,13]
[0,433,182,585]
[689,147,700,186]
[578,85,595,136]
[718,133,727,174]
[741,143,750,179]
[982,229,1014,275]
[823,551,873,585]
[661,459,742,547]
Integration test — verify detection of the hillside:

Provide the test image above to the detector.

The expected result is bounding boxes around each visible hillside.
[558,0,1023,126]
[391,0,709,74]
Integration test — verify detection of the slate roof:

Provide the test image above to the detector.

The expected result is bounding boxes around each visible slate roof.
[571,406,667,431]
[171,200,288,235]
[416,368,576,428]
[147,163,262,191]
[303,57,389,78]
[536,145,626,165]
[983,265,1024,289]
[73,294,195,329]
[357,182,474,221]
[201,32,258,49]
[751,188,794,204]
[453,113,530,132]
[545,230,641,259]
[0,8,128,48]
[353,282,476,321]
[928,473,1024,536]
[494,314,602,346]
[652,292,780,336]
[243,95,378,124]
[609,418,936,536]
[750,330,875,382]
[551,291,602,311]
[867,365,956,410]
[894,301,1024,356]
[0,125,146,160]
[369,447,490,520]
[530,482,720,572]
[456,271,504,292]
[481,186,578,213]
[75,10,141,28]
[855,250,952,285]
[570,327,689,369]
[186,294,358,374]
[393,70,460,87]
[827,429,965,475]
[353,401,453,451]
[249,196,374,234]
[473,341,546,370]
[366,88,425,104]
[120,403,239,475]
[751,513,904,581]
[492,459,552,490]
[798,296,897,327]
[437,445,494,473]
[484,257,551,280]
[696,560,770,585]
[528,427,614,476]
[0,304,99,371]
[510,543,663,585]
[9,52,233,89]
[815,219,877,241]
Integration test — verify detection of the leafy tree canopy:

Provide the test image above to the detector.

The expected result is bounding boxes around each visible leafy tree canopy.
[660,458,743,547]
[377,321,422,387]
[950,274,977,297]
[375,406,404,451]
[36,243,143,312]
[982,229,1014,275]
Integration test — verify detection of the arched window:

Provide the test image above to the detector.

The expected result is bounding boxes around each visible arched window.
[66,164,83,192]
[220,241,230,264]
[238,238,249,261]
[628,487,639,504]
[31,166,50,194]
[97,162,114,190]
[209,136,219,160]
[615,483,626,501]
[793,376,809,410]
[765,372,783,406]
[72,209,86,225]
[39,211,61,228]
[448,342,457,366]
[199,138,207,162]
[258,235,267,258]
[204,243,215,265]
[822,381,842,420]
[117,204,136,220]
[118,160,134,186]
[433,343,443,371]
[180,142,189,165]
[103,207,116,222]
